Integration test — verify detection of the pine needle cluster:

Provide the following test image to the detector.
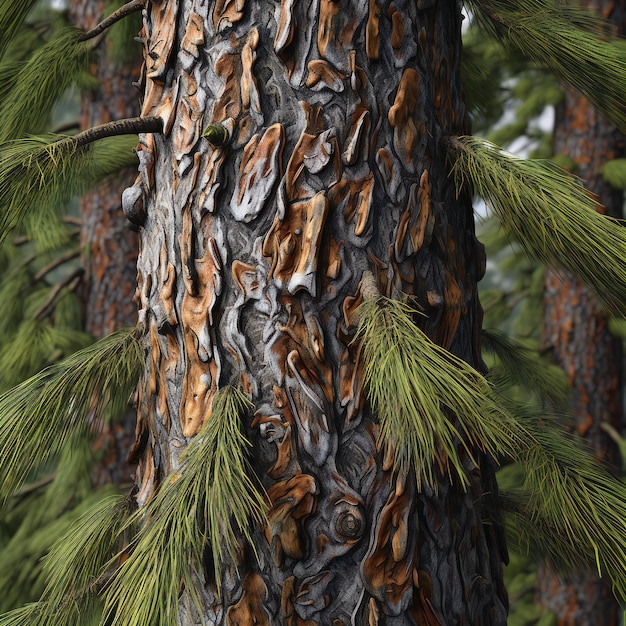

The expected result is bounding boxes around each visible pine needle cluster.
[0,28,92,142]
[448,136,626,316]
[103,386,267,626]
[358,295,626,596]
[0,134,137,247]
[0,327,143,501]
[467,0,626,132]
[356,297,528,488]
[481,329,569,409]
[0,0,38,59]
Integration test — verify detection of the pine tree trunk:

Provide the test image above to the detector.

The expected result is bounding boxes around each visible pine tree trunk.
[70,1,142,486]
[537,2,625,623]
[130,0,507,622]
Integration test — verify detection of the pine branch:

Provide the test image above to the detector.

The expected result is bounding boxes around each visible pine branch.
[78,0,145,42]
[356,295,529,489]
[448,135,626,316]
[0,122,159,245]
[497,409,626,598]
[33,267,84,320]
[467,0,626,132]
[0,29,92,142]
[482,329,569,409]
[69,117,162,150]
[103,387,267,625]
[357,292,626,593]
[0,0,39,60]
[33,249,80,283]
[0,328,143,500]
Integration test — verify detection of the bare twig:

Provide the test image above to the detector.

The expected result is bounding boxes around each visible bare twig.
[78,0,145,42]
[33,267,84,320]
[34,249,80,282]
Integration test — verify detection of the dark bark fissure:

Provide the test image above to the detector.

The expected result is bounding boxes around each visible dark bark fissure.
[129,0,506,623]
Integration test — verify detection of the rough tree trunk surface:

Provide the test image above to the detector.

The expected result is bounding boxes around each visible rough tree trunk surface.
[70,1,142,486]
[538,1,625,623]
[129,0,507,623]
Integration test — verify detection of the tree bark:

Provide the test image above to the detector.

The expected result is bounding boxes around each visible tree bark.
[130,0,507,623]
[537,1,625,623]
[70,0,142,486]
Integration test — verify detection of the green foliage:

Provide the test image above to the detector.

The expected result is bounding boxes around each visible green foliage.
[0,0,39,59]
[0,134,138,247]
[601,158,626,190]
[0,433,98,611]
[0,28,92,141]
[500,417,626,599]
[0,327,143,501]
[0,320,91,392]
[359,296,626,595]
[468,0,626,132]
[24,492,135,625]
[482,329,569,409]
[103,386,267,625]
[506,551,556,626]
[357,296,527,488]
[105,0,143,66]
[449,136,626,316]
[0,488,126,624]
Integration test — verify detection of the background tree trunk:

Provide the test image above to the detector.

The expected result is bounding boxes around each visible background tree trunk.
[537,1,625,623]
[129,0,507,622]
[70,0,142,486]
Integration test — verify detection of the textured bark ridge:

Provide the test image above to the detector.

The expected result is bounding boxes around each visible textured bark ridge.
[130,0,506,623]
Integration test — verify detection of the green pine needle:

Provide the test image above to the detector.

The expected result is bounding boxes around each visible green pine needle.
[0,133,138,246]
[30,493,135,623]
[0,320,92,392]
[467,0,626,132]
[0,327,143,500]
[358,295,626,591]
[105,0,143,66]
[482,329,569,409]
[499,412,626,598]
[356,297,528,489]
[0,600,100,626]
[0,0,39,60]
[103,386,267,626]
[448,136,626,316]
[0,28,92,141]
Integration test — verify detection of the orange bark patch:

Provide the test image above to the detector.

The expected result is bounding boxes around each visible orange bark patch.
[214,0,246,31]
[394,172,434,261]
[226,573,270,626]
[264,192,330,296]
[362,478,415,613]
[388,69,424,173]
[342,107,370,166]
[266,473,319,564]
[306,59,346,92]
[366,0,380,60]
[231,123,284,222]
[179,240,223,436]
[146,0,178,83]
[318,0,342,57]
